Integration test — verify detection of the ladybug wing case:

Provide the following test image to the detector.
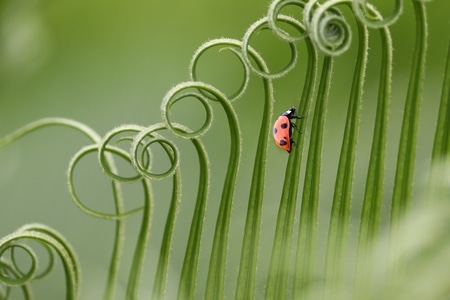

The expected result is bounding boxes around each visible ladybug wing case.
[273,115,292,152]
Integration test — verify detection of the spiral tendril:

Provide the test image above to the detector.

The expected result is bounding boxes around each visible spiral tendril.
[98,125,147,183]
[161,81,231,140]
[190,38,251,102]
[11,242,54,281]
[268,0,309,43]
[352,0,403,28]
[0,224,79,299]
[163,90,213,139]
[68,144,144,220]
[0,244,37,286]
[305,0,353,56]
[242,15,299,78]
[131,123,179,180]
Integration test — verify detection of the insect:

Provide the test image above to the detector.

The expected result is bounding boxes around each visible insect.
[272,107,302,153]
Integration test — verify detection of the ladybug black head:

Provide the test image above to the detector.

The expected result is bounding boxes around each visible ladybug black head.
[282,107,296,118]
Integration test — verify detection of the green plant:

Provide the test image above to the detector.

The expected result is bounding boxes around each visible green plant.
[1,0,449,299]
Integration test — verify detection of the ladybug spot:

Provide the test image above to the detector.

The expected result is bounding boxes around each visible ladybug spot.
[279,140,287,146]
[281,123,288,129]
[273,128,277,134]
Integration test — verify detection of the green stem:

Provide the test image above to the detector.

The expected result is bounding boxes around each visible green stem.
[0,260,33,299]
[355,21,393,298]
[390,0,427,231]
[235,54,273,300]
[324,14,368,296]
[292,43,326,299]
[236,14,304,300]
[431,40,450,161]
[264,36,318,299]
[294,55,333,297]
[152,173,179,299]
[0,118,128,300]
[0,118,101,146]
[0,224,80,299]
[177,137,210,300]
[202,84,241,300]
[427,40,450,201]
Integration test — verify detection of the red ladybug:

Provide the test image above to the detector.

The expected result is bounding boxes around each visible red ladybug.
[273,107,302,153]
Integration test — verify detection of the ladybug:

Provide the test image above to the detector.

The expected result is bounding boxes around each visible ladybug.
[273,107,302,153]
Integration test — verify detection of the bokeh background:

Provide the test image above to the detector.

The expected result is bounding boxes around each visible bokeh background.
[1,0,449,299]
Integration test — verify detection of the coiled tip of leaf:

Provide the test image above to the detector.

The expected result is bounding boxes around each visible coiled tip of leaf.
[307,2,352,56]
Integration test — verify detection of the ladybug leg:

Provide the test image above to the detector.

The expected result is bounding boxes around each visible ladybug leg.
[290,122,302,134]
[289,116,304,151]
[291,139,299,151]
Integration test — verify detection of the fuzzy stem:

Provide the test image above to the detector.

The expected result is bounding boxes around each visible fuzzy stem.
[324,12,368,297]
[390,0,427,239]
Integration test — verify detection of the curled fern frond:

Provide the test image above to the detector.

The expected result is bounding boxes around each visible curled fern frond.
[0,118,129,299]
[68,144,145,220]
[186,34,277,299]
[242,15,299,78]
[0,224,80,300]
[189,38,251,102]
[0,243,38,287]
[352,0,403,28]
[267,0,308,43]
[161,80,240,298]
[162,84,214,139]
[1,0,443,299]
[263,10,319,300]
[304,0,353,56]
[0,259,33,299]
[131,124,180,180]
[98,124,148,182]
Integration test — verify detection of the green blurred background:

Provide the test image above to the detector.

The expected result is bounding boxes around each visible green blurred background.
[0,0,449,298]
